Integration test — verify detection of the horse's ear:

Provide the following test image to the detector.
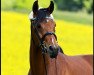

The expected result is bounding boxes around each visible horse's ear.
[47,1,54,14]
[32,1,39,14]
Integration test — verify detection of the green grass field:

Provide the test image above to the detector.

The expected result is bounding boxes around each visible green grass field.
[53,10,93,25]
[1,11,93,75]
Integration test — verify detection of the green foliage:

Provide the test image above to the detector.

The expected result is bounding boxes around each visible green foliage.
[54,0,93,13]
[1,0,56,12]
[83,0,93,13]
[54,0,83,11]
[1,0,93,14]
[1,0,15,10]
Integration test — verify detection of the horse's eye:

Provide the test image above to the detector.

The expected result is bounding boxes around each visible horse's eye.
[37,25,41,28]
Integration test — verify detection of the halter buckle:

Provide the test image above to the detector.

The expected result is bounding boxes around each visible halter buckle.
[39,44,47,54]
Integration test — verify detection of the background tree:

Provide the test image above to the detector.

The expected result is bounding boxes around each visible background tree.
[54,0,83,11]
[83,0,93,13]
[54,0,93,13]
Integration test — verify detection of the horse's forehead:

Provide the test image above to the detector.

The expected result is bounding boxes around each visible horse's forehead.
[29,11,54,20]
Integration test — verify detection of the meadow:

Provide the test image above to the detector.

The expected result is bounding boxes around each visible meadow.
[1,11,93,75]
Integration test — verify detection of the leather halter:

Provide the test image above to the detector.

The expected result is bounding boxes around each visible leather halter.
[31,16,57,54]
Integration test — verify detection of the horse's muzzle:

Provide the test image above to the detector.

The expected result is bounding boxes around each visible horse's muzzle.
[47,46,60,58]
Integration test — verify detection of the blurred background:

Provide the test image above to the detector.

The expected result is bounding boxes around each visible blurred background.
[1,0,93,75]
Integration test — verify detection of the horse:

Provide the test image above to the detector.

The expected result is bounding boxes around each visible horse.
[28,1,93,75]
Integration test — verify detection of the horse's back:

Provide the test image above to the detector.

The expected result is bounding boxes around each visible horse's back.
[60,54,93,75]
[82,55,93,67]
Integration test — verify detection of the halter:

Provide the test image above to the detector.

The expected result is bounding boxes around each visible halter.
[31,16,57,54]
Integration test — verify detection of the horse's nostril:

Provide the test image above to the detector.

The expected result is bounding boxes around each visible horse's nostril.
[48,46,59,58]
[49,46,53,51]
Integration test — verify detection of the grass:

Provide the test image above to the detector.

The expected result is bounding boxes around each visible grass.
[53,10,93,25]
[1,11,93,75]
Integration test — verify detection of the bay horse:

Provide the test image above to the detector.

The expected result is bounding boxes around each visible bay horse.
[28,1,93,75]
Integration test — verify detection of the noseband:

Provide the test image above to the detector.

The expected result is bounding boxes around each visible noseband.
[41,32,57,42]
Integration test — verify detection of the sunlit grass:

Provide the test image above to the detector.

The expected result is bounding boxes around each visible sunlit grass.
[53,10,93,25]
[1,11,93,75]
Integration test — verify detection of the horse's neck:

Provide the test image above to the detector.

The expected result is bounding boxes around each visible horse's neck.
[44,53,67,75]
[30,39,67,75]
[30,39,47,75]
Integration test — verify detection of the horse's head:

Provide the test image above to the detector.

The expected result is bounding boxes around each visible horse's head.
[29,1,60,58]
